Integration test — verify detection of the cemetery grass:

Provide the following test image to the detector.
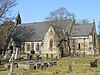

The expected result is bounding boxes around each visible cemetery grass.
[13,57,100,75]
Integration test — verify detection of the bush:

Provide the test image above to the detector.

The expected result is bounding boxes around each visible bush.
[0,65,7,71]
[30,49,35,55]
[0,49,3,54]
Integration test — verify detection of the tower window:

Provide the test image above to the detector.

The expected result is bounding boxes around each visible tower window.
[50,39,53,48]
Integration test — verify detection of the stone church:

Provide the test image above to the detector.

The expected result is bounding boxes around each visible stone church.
[4,13,97,59]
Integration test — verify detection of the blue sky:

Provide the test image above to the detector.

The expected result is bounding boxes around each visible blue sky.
[12,0,100,25]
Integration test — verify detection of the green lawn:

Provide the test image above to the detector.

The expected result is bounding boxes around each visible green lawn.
[1,57,100,75]
[13,57,100,75]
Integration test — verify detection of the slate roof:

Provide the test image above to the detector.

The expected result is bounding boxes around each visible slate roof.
[12,22,51,42]
[71,23,94,36]
[11,21,94,43]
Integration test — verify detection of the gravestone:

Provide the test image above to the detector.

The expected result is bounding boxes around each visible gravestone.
[53,62,57,66]
[90,59,98,67]
[27,54,31,60]
[44,63,48,67]
[9,72,16,75]
[33,65,36,69]
[73,58,77,64]
[51,54,53,60]
[48,62,53,66]
[35,55,39,62]
[41,63,44,70]
[30,55,32,60]
[37,63,41,69]
[22,72,29,75]
[55,56,58,60]
[4,54,11,62]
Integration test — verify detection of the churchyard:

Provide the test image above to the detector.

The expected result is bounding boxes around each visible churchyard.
[0,56,100,75]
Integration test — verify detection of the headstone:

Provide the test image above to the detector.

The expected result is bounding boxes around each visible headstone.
[34,66,36,69]
[35,56,39,62]
[30,55,32,60]
[90,59,98,67]
[13,63,18,69]
[22,72,29,75]
[55,56,58,60]
[4,54,11,62]
[9,72,16,75]
[44,63,48,67]
[41,64,44,70]
[73,58,77,64]
[37,63,41,69]
[27,54,30,60]
[48,62,53,66]
[4,63,10,69]
[51,54,53,60]
[53,62,57,66]
[39,57,42,61]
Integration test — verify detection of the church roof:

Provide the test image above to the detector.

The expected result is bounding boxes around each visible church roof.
[71,23,94,36]
[12,22,51,42]
[11,21,95,42]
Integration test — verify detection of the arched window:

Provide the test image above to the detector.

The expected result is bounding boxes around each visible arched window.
[32,43,34,50]
[78,43,80,50]
[10,46,13,50]
[36,43,39,50]
[94,33,96,47]
[27,43,30,51]
[10,46,13,54]
[50,39,53,48]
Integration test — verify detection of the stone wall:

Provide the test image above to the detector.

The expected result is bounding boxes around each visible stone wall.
[70,35,94,55]
[24,42,42,54]
[41,26,60,59]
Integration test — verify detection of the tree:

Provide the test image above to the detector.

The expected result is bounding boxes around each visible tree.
[46,7,75,28]
[0,20,15,49]
[45,7,75,56]
[79,19,89,24]
[97,35,100,55]
[98,22,100,34]
[30,49,35,55]
[0,0,17,22]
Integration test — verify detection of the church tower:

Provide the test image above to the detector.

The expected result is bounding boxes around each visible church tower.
[15,12,21,26]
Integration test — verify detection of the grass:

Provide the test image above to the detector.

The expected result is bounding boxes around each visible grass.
[1,57,100,75]
[0,65,7,71]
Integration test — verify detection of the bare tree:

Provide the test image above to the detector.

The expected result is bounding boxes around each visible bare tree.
[46,7,75,28]
[0,0,17,22]
[45,7,75,56]
[98,22,100,34]
[79,19,89,24]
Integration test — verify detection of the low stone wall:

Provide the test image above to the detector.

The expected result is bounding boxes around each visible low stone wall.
[18,61,57,70]
[4,63,18,69]
[18,62,34,70]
